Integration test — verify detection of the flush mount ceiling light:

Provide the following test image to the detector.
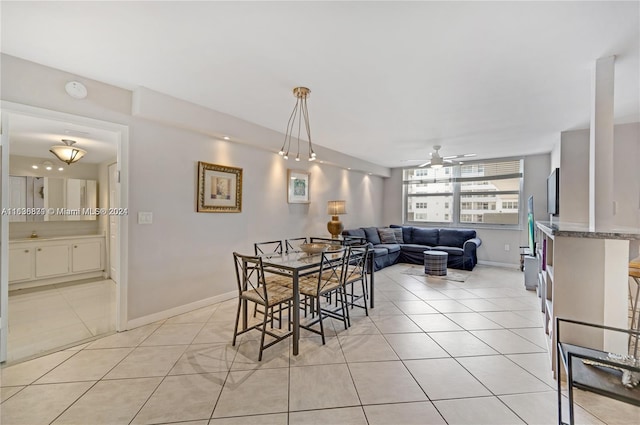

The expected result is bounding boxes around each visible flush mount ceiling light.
[65,81,87,99]
[278,87,317,162]
[50,139,87,164]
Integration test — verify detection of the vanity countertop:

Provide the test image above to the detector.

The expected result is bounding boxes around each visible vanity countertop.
[10,234,105,243]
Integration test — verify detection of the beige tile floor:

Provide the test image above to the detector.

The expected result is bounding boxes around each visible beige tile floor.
[6,279,117,363]
[1,264,638,424]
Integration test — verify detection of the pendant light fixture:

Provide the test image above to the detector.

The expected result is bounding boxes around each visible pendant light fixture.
[278,87,316,162]
[50,139,87,164]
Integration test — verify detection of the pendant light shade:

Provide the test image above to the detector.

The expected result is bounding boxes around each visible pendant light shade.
[50,139,87,164]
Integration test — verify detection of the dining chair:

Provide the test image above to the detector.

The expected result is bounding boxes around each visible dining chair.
[298,246,349,344]
[342,243,370,323]
[232,252,294,361]
[252,240,291,317]
[285,237,308,253]
[254,240,283,255]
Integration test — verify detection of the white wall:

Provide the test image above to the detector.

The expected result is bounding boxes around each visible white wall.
[613,122,640,228]
[556,123,640,228]
[1,54,385,323]
[558,128,590,224]
[382,154,550,266]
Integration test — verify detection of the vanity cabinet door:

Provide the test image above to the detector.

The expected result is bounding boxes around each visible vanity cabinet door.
[35,244,70,278]
[72,241,103,273]
[9,247,34,282]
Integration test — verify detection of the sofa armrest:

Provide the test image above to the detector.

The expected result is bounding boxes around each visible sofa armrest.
[461,238,481,270]
[464,238,481,250]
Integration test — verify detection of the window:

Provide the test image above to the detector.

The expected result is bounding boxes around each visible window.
[402,159,522,226]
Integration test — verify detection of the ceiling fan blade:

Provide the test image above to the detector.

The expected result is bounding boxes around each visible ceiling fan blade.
[418,161,431,168]
[443,154,463,159]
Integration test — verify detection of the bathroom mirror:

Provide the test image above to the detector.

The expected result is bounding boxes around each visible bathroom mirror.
[8,176,98,222]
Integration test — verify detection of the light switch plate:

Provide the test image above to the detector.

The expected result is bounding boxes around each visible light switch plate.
[138,212,153,224]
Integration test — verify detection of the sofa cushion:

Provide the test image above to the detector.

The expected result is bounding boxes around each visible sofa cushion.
[378,228,398,244]
[412,227,439,246]
[362,227,381,245]
[433,246,465,257]
[343,228,366,240]
[438,229,476,248]
[375,243,401,253]
[399,243,434,253]
[392,228,404,243]
[390,225,413,243]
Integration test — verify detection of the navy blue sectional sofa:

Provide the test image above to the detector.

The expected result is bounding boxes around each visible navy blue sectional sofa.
[342,225,482,271]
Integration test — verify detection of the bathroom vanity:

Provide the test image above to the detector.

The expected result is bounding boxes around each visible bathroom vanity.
[9,235,105,289]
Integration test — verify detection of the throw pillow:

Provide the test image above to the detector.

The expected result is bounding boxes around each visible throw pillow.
[362,227,382,245]
[378,227,398,244]
[393,227,404,243]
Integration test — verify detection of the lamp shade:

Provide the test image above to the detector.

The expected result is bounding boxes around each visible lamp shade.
[50,139,86,165]
[327,200,346,215]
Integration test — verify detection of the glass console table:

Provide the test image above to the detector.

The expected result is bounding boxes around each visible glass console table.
[556,317,640,425]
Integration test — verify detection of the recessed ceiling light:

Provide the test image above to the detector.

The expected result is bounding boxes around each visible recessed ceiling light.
[58,167,64,171]
[223,136,230,140]
[32,165,38,169]
[347,168,351,170]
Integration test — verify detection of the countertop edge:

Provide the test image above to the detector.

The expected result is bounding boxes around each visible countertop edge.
[536,221,640,240]
[9,234,105,243]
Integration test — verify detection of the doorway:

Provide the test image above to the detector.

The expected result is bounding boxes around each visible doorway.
[0,103,129,363]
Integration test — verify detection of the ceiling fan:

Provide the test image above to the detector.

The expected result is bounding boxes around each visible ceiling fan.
[418,145,476,168]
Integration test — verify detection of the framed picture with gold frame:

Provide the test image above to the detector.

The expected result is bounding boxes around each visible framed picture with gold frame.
[197,161,242,213]
[287,169,310,204]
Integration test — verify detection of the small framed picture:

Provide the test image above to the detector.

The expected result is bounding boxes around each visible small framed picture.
[197,161,242,213]
[287,169,310,204]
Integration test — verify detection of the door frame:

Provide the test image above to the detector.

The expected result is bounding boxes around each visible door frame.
[0,102,129,362]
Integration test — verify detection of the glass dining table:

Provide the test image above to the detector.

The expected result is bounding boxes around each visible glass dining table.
[260,242,375,356]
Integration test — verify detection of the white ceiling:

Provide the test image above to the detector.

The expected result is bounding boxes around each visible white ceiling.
[7,113,118,164]
[1,1,638,168]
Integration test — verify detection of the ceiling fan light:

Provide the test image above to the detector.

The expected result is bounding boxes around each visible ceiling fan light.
[431,163,444,169]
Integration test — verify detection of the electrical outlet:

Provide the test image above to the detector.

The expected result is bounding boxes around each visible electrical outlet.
[504,244,510,251]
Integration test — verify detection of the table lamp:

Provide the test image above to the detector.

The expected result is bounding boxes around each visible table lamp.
[327,200,346,238]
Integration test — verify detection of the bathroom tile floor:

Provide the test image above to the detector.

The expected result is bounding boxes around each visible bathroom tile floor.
[6,279,116,363]
[1,265,638,424]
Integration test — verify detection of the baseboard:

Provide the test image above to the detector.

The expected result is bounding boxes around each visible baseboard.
[125,290,236,330]
[477,260,520,269]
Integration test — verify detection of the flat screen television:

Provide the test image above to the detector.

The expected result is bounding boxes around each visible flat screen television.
[547,168,559,215]
[527,195,535,255]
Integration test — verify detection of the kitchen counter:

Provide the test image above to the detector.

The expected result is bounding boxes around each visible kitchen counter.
[537,221,640,240]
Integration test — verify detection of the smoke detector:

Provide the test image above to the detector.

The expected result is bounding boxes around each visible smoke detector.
[65,81,87,99]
